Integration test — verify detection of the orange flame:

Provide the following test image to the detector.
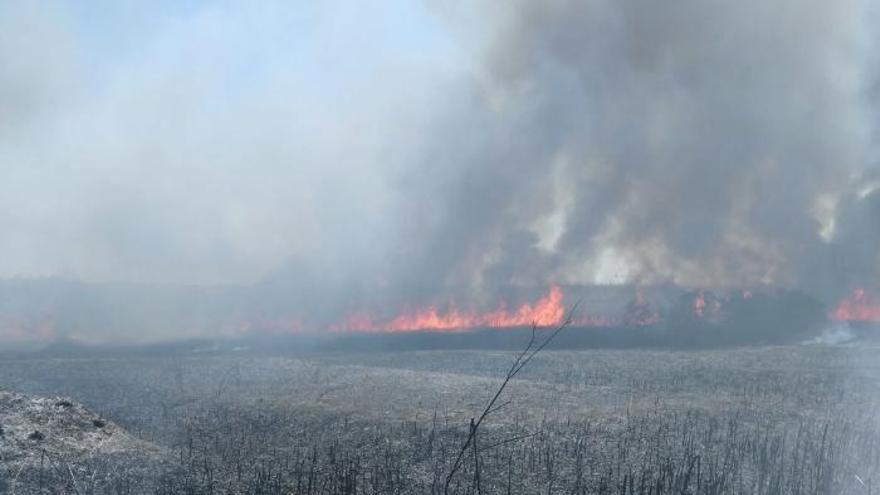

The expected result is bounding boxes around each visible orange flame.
[239,285,666,335]
[333,285,566,332]
[831,288,880,322]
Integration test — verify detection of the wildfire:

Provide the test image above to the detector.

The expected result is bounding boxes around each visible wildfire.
[332,285,566,332]
[239,285,667,335]
[831,288,880,322]
[330,285,666,333]
[690,290,723,322]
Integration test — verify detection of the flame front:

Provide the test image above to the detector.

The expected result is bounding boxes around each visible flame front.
[831,288,880,322]
[333,285,566,332]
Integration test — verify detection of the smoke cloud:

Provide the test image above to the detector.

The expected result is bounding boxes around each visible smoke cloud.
[0,1,878,341]
[401,0,877,299]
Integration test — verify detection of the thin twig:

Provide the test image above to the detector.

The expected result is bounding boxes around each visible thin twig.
[444,301,580,493]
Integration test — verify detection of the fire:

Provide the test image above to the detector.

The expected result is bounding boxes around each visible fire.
[330,285,665,333]
[333,285,566,332]
[243,285,667,335]
[690,290,722,322]
[831,288,880,322]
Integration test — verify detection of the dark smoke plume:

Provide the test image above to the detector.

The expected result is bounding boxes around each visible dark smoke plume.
[379,0,877,305]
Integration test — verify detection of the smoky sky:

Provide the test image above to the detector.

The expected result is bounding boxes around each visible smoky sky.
[1,0,878,304]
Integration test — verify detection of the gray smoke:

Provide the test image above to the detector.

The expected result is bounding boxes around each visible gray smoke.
[384,0,878,302]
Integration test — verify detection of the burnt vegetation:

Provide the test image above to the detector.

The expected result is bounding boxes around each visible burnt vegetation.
[1,337,879,494]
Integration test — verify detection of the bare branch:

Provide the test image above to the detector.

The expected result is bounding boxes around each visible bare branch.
[444,301,580,494]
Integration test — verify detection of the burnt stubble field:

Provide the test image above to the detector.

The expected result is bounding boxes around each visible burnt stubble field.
[1,343,879,494]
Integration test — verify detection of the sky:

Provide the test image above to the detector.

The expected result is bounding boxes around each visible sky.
[1,0,878,305]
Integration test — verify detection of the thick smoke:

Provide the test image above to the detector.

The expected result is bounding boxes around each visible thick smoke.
[374,0,879,307]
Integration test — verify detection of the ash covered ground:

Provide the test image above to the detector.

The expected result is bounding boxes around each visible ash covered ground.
[1,344,879,493]
[0,390,164,493]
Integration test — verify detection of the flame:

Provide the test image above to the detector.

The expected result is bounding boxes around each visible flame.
[691,290,723,321]
[332,285,667,332]
[831,288,880,322]
[333,285,566,332]
[239,285,667,335]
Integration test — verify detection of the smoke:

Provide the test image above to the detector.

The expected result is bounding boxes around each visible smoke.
[396,0,877,299]
[1,1,879,341]
[0,1,447,287]
[807,322,856,346]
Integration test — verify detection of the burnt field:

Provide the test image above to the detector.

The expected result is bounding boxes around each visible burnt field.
[1,344,879,494]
